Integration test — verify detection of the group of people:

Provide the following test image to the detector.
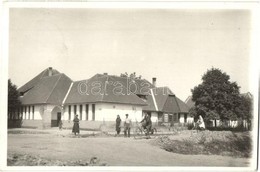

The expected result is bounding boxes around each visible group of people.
[63,113,205,136]
[115,114,133,137]
[58,113,152,137]
[115,113,152,137]
[115,114,131,137]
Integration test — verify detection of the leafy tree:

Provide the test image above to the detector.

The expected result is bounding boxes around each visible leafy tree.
[191,68,242,125]
[237,94,253,124]
[8,79,21,119]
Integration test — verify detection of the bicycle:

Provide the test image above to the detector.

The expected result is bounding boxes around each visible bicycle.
[133,121,157,139]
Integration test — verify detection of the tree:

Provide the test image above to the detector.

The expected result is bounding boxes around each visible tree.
[191,68,242,126]
[8,79,21,120]
[237,94,253,129]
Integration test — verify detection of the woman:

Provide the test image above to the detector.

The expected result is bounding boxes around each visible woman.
[72,114,80,135]
[198,115,205,129]
[115,115,121,136]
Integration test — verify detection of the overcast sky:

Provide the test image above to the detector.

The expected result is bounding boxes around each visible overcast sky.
[9,8,251,101]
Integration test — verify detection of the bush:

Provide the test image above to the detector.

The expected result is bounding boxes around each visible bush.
[187,123,194,130]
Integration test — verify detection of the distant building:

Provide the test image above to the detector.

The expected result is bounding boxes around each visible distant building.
[15,67,191,129]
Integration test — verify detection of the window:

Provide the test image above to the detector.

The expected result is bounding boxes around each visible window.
[20,106,23,119]
[79,104,82,120]
[164,114,169,123]
[32,106,35,120]
[137,94,147,101]
[24,106,27,119]
[158,113,163,122]
[184,114,187,123]
[173,113,178,122]
[74,105,77,116]
[92,104,95,121]
[68,105,71,120]
[28,106,31,120]
[86,104,89,120]
[169,114,173,123]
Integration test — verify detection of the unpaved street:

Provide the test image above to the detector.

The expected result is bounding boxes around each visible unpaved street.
[8,133,250,166]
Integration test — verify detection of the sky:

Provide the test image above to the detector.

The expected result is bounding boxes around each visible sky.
[8,8,251,101]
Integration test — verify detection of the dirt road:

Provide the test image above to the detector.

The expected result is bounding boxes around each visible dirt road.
[8,133,250,166]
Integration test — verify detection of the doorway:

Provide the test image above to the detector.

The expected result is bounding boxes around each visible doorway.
[51,106,62,127]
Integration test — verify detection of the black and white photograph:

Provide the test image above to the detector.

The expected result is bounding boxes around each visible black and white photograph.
[0,2,259,171]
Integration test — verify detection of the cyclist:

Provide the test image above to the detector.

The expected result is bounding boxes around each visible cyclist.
[140,113,152,135]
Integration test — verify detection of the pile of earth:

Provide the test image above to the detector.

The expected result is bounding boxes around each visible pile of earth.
[151,130,251,158]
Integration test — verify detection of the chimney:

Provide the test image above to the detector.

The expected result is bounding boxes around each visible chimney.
[152,77,157,87]
[48,67,53,76]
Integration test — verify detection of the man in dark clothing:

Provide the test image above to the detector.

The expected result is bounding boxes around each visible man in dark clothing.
[140,113,152,135]
[72,114,80,135]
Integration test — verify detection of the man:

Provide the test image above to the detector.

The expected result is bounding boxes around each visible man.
[140,113,152,135]
[124,114,131,137]
[72,114,80,136]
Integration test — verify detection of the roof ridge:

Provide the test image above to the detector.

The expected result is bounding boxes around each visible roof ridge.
[100,75,109,101]
[98,73,148,81]
[185,96,192,103]
[45,74,62,104]
[40,68,48,79]
[177,96,190,109]
[62,82,74,105]
[150,88,158,111]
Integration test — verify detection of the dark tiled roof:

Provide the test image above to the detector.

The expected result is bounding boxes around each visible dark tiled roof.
[185,96,195,109]
[64,74,150,106]
[145,87,189,113]
[241,92,253,99]
[162,95,180,113]
[175,96,190,113]
[142,93,157,111]
[20,74,72,105]
[18,68,60,94]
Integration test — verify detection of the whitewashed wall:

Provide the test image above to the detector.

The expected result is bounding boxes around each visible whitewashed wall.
[151,112,158,123]
[21,105,44,120]
[186,114,194,123]
[63,103,143,122]
[96,103,143,122]
[179,114,185,123]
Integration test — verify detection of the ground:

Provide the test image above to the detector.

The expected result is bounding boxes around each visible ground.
[7,128,251,166]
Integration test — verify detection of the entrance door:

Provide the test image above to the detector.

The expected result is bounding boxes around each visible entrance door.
[57,112,61,126]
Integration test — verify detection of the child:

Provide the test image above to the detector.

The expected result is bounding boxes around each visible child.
[59,120,63,130]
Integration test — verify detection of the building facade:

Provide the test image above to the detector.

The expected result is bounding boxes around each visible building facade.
[15,67,193,129]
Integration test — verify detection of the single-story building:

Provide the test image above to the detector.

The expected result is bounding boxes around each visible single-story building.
[14,67,192,129]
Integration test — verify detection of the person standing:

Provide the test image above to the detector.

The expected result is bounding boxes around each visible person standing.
[115,115,121,136]
[198,115,205,129]
[124,114,131,138]
[72,114,80,136]
[58,120,63,131]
